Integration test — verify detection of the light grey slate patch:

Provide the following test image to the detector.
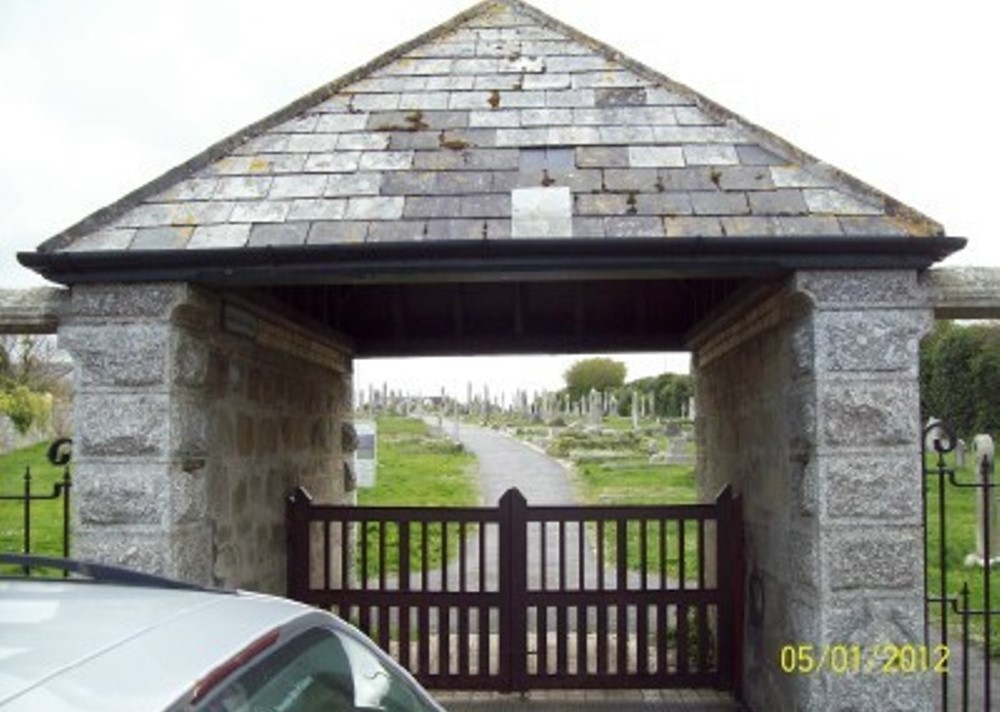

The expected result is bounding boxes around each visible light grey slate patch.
[574,193,630,216]
[469,110,521,127]
[684,144,740,166]
[628,146,685,168]
[776,216,843,236]
[233,133,289,155]
[231,201,293,223]
[545,55,611,72]
[351,93,401,111]
[520,108,573,126]
[749,189,808,216]
[576,146,628,168]
[398,92,450,111]
[348,76,422,93]
[309,221,368,244]
[448,91,498,110]
[286,134,340,153]
[367,221,428,242]
[716,166,775,191]
[486,219,511,239]
[464,148,520,170]
[214,176,272,200]
[337,133,391,151]
[346,197,405,221]
[736,144,786,166]
[387,58,453,75]
[426,218,487,240]
[664,216,724,238]
[674,106,714,125]
[605,216,664,238]
[304,152,361,172]
[388,131,443,150]
[720,216,781,237]
[546,126,601,144]
[460,194,511,218]
[188,224,251,249]
[288,199,347,221]
[659,167,718,191]
[117,203,170,228]
[267,154,309,173]
[522,168,602,192]
[269,174,329,199]
[325,173,382,197]
[404,196,463,218]
[521,40,591,55]
[497,90,547,107]
[574,71,647,89]
[359,150,415,171]
[522,73,571,90]
[839,216,908,237]
[381,171,438,195]
[169,201,236,225]
[512,186,572,238]
[495,127,548,147]
[435,171,493,194]
[206,156,260,175]
[65,228,136,252]
[248,223,309,247]
[274,115,319,133]
[595,87,647,107]
[598,126,654,144]
[408,41,476,58]
[158,178,218,201]
[545,89,596,108]
[427,75,476,91]
[803,189,882,215]
[770,165,831,188]
[654,126,740,143]
[520,146,574,170]
[472,74,523,90]
[315,113,370,133]
[453,57,500,74]
[474,40,520,58]
[635,193,694,216]
[604,168,658,192]
[305,95,353,113]
[691,191,750,215]
[413,151,468,171]
[130,226,194,250]
[645,87,692,105]
[572,217,606,238]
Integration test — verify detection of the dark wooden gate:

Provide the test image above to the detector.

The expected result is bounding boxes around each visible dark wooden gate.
[287,486,743,693]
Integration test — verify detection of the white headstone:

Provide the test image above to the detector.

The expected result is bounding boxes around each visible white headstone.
[966,434,1000,568]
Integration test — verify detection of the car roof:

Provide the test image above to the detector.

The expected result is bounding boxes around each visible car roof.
[0,578,316,712]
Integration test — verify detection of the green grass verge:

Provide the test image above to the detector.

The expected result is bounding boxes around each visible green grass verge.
[924,451,1000,655]
[355,417,478,576]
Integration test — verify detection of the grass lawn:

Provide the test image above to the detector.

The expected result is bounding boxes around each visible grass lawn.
[924,451,1000,655]
[355,417,478,576]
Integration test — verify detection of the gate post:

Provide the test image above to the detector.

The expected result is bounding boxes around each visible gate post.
[286,486,313,602]
[714,485,744,698]
[498,488,528,693]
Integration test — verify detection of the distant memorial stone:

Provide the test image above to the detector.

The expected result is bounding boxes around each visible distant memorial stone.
[955,438,967,468]
[587,388,603,430]
[354,420,377,488]
[631,391,640,431]
[924,417,950,452]
[966,434,1000,568]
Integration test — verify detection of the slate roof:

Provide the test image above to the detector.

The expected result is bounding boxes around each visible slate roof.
[35,0,946,258]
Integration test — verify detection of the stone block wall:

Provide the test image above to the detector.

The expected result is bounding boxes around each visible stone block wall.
[693,271,932,712]
[59,282,353,593]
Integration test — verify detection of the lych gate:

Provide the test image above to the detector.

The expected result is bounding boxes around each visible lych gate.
[7,1,978,709]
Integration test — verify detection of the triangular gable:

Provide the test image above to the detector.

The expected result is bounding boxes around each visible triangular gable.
[38,0,944,256]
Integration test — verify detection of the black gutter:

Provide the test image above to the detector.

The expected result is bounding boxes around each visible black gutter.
[18,236,966,287]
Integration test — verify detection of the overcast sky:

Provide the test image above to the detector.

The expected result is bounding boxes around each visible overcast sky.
[1,0,996,399]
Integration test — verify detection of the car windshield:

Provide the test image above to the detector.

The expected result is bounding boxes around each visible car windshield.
[198,626,438,712]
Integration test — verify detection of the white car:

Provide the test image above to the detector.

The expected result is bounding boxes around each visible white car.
[0,555,446,712]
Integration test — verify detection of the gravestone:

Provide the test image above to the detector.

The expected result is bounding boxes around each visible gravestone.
[955,438,967,468]
[631,391,640,431]
[664,434,694,466]
[965,434,1000,567]
[924,416,950,452]
[587,388,603,430]
[354,420,377,488]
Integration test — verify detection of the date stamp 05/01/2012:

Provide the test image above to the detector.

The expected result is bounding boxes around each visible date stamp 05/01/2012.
[779,644,950,675]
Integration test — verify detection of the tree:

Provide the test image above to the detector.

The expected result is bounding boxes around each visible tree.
[0,335,63,436]
[563,358,626,401]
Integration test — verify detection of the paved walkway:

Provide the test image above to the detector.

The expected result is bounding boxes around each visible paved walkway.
[430,419,744,712]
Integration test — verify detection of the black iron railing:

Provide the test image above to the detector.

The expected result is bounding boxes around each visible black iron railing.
[923,421,998,710]
[0,438,72,575]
